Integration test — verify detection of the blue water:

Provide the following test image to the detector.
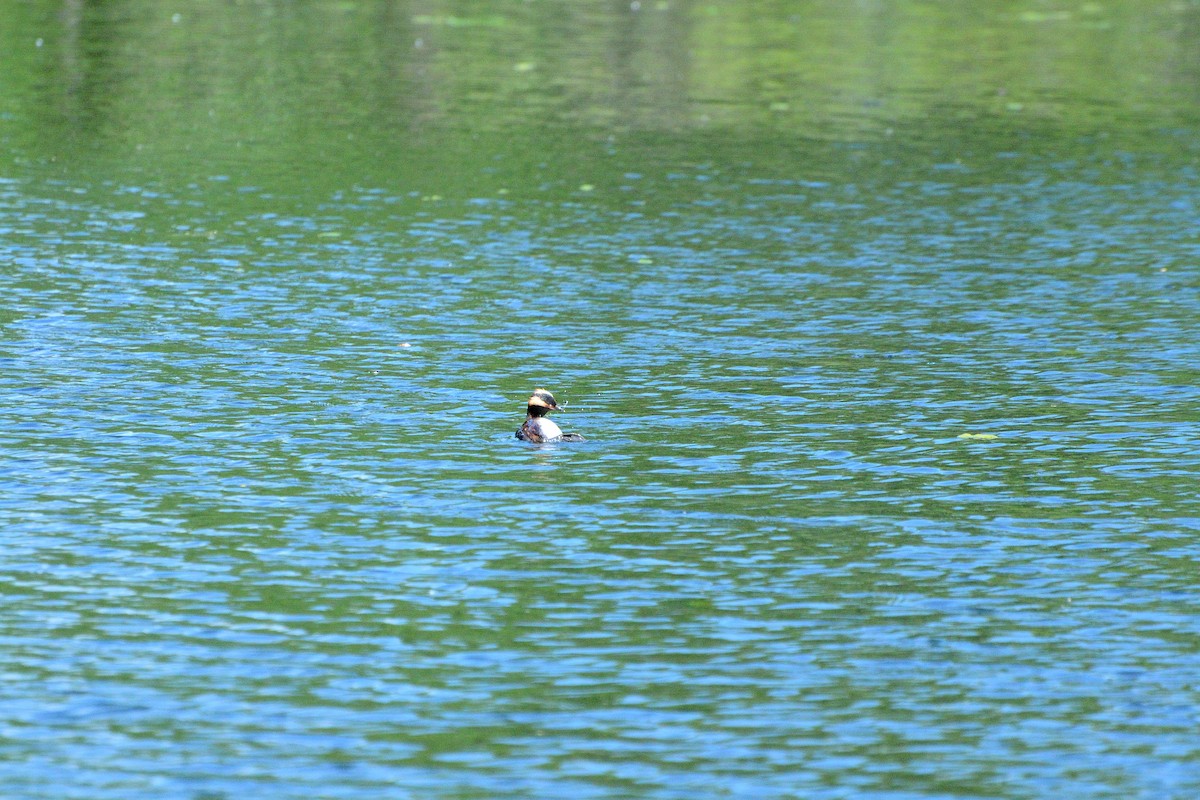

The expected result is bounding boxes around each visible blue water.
[3,2,1200,798]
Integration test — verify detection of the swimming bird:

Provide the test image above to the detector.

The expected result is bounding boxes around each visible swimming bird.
[516,388,585,443]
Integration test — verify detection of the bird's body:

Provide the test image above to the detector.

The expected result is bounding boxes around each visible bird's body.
[517,415,565,443]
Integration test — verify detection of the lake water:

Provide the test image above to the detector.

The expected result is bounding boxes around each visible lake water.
[2,2,1199,798]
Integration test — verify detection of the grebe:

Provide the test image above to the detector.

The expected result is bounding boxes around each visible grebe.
[516,388,585,443]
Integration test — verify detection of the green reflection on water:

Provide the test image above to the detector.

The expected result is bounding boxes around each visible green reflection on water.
[3,0,1200,187]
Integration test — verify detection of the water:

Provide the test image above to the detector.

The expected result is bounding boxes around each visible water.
[3,2,1200,798]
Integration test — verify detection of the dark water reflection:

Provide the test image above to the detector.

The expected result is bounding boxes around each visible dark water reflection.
[3,1,1200,798]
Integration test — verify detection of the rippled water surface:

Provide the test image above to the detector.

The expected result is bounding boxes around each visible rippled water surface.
[3,2,1200,798]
